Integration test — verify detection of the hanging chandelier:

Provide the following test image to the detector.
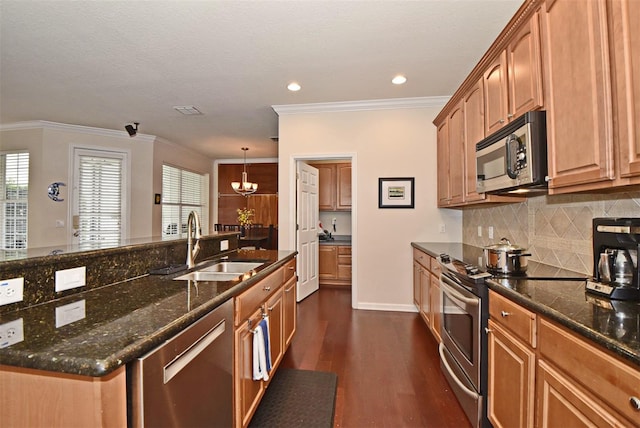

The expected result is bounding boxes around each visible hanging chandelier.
[231,147,258,196]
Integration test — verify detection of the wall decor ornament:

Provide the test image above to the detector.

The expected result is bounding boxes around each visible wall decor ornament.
[47,182,66,202]
[378,177,415,208]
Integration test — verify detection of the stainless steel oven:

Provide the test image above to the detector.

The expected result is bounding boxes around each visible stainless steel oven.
[438,255,490,428]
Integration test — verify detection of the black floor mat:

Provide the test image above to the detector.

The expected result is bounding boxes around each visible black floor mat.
[248,368,338,428]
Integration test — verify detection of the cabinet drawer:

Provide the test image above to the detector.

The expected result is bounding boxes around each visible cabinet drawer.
[235,267,283,326]
[489,290,537,348]
[538,318,640,423]
[429,256,441,275]
[337,265,351,280]
[283,258,296,282]
[338,246,351,255]
[337,255,351,266]
[413,248,430,269]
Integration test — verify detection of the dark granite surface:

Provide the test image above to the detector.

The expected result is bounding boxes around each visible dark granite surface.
[411,242,640,368]
[318,234,351,246]
[0,249,296,377]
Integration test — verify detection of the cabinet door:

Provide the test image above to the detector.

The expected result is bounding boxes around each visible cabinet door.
[413,261,421,309]
[319,245,338,280]
[487,320,535,428]
[313,164,336,210]
[436,120,450,207]
[235,308,265,428]
[484,51,508,135]
[542,0,614,191]
[537,359,629,428]
[429,274,441,343]
[419,267,430,325]
[463,78,485,202]
[266,290,284,373]
[507,10,544,120]
[610,0,640,179]
[336,164,352,210]
[283,275,297,347]
[448,101,465,205]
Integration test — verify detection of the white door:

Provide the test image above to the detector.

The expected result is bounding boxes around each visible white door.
[71,148,127,249]
[296,162,319,301]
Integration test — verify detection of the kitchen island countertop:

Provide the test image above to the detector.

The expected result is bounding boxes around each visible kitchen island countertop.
[0,249,296,377]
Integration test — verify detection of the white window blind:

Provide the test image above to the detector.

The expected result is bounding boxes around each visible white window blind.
[162,165,207,237]
[76,153,123,250]
[1,152,29,253]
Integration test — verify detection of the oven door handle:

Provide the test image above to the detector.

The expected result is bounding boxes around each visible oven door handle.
[438,342,480,400]
[439,274,479,306]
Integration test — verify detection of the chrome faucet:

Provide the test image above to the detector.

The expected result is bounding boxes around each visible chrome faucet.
[186,211,202,268]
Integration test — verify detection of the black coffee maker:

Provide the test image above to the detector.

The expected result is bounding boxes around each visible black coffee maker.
[587,218,640,300]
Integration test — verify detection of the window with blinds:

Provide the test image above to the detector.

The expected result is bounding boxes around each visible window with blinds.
[75,150,126,250]
[0,152,29,253]
[162,165,207,237]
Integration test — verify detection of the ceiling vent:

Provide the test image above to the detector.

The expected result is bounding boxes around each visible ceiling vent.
[173,105,203,115]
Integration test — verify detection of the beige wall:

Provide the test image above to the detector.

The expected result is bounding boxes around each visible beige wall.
[462,190,640,275]
[1,123,214,250]
[277,102,462,311]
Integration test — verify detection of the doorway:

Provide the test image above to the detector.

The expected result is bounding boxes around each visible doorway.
[293,154,356,308]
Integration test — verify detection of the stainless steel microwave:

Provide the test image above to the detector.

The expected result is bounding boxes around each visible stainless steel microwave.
[476,111,547,194]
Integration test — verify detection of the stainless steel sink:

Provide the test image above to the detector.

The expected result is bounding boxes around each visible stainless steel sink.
[200,262,264,273]
[173,271,242,282]
[173,261,264,282]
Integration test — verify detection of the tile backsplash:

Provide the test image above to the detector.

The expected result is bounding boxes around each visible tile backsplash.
[463,190,640,275]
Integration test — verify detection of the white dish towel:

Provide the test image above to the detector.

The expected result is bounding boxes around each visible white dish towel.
[252,319,270,381]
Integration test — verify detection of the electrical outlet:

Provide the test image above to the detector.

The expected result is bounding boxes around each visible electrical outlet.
[55,266,86,292]
[478,226,482,237]
[439,224,446,233]
[488,226,494,239]
[0,277,24,306]
[220,240,229,251]
[0,318,24,348]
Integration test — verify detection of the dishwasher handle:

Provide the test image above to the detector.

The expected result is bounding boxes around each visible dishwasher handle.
[164,319,226,384]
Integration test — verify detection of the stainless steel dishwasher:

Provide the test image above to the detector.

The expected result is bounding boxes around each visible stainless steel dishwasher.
[129,298,233,427]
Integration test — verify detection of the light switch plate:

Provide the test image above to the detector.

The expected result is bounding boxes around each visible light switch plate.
[220,240,229,251]
[55,266,86,292]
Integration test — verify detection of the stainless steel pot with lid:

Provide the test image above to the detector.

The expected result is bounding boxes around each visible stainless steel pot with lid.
[483,237,532,275]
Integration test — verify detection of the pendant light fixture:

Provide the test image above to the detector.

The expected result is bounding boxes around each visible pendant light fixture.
[231,147,258,196]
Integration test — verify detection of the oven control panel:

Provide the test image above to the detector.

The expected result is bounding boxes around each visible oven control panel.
[438,253,492,281]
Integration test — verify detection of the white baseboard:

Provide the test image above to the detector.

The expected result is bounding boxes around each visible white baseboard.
[354,302,419,313]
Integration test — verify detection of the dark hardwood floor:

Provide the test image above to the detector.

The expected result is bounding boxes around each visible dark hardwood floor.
[280,287,471,428]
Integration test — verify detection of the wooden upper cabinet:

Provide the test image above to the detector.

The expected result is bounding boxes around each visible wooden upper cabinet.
[610,0,640,180]
[484,51,509,135]
[313,163,336,210]
[336,164,352,210]
[436,120,450,207]
[542,0,614,191]
[507,10,544,120]
[309,162,351,211]
[463,79,485,202]
[447,102,465,205]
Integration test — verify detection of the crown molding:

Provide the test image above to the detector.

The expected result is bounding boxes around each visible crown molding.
[0,120,157,143]
[272,96,451,115]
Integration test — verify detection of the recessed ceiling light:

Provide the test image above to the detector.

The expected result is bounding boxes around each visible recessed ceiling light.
[287,82,301,92]
[392,75,407,85]
[173,105,203,115]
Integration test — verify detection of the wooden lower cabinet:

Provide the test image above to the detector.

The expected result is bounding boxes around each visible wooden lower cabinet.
[319,244,351,286]
[412,248,441,342]
[488,290,640,428]
[234,258,297,428]
[487,319,536,428]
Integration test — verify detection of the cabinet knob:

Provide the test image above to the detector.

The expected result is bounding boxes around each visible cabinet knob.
[288,266,295,270]
[268,306,274,312]
[507,113,514,118]
[500,311,511,317]
[630,396,640,411]
[499,119,506,123]
[263,286,271,291]
[484,327,492,334]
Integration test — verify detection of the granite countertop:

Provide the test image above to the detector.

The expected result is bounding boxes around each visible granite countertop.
[411,242,640,368]
[0,249,296,377]
[319,234,351,246]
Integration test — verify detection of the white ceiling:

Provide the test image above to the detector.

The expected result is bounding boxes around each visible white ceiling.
[0,0,522,160]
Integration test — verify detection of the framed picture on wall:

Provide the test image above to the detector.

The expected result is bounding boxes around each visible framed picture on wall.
[378,177,415,208]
